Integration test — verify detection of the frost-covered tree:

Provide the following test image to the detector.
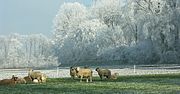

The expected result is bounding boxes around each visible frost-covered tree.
[0,34,58,68]
[92,0,122,28]
[129,0,180,63]
[53,2,89,64]
[53,0,180,65]
[53,2,88,47]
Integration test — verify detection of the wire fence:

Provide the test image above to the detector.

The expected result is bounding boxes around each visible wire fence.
[1,65,180,80]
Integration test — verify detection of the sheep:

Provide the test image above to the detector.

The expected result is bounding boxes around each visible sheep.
[110,73,119,80]
[0,75,18,86]
[16,77,27,84]
[70,66,90,79]
[70,67,77,79]
[28,69,44,83]
[96,67,111,80]
[24,76,33,83]
[75,67,93,82]
[24,73,47,84]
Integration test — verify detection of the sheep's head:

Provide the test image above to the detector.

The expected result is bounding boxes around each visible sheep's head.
[95,67,100,71]
[70,67,76,72]
[70,67,75,70]
[28,68,33,72]
[12,75,18,81]
[75,67,80,73]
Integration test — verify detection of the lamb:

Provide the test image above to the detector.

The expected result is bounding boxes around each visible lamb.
[110,73,119,80]
[0,75,18,86]
[28,69,47,83]
[75,67,93,82]
[96,67,111,80]
[70,66,77,79]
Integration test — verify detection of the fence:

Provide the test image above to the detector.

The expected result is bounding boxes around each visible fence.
[1,64,180,79]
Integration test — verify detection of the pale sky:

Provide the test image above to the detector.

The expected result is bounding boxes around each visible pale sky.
[0,0,92,37]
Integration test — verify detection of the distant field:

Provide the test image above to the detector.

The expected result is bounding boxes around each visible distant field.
[0,74,180,94]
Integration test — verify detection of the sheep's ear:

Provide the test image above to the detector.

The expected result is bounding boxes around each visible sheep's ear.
[12,75,15,78]
[95,67,99,71]
[76,67,80,71]
[28,68,32,71]
[12,75,18,81]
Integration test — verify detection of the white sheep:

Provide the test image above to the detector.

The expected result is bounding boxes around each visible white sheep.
[75,67,93,82]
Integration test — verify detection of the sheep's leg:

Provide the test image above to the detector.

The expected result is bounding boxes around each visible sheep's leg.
[86,78,88,83]
[73,75,76,80]
[37,77,42,84]
[71,75,74,80]
[40,77,43,83]
[80,76,83,82]
[107,75,111,79]
[90,76,92,82]
[100,75,103,80]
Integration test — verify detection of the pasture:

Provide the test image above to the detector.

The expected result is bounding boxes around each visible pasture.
[0,74,180,94]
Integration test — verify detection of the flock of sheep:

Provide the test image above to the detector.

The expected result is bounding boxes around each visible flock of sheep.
[0,69,47,86]
[0,67,119,86]
[70,66,119,82]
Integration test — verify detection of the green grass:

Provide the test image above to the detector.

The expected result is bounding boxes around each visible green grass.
[1,74,180,94]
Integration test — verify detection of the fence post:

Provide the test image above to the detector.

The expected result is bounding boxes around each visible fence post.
[134,65,136,74]
[56,67,59,78]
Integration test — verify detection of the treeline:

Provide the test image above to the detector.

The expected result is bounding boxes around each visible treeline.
[0,34,58,68]
[0,0,179,68]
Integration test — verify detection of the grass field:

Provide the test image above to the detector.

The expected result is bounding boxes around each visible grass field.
[0,74,180,94]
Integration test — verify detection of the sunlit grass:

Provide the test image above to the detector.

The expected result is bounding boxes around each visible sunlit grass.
[0,74,180,94]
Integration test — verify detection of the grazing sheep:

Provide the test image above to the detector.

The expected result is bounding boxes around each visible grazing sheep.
[110,73,119,80]
[75,67,93,82]
[96,67,111,80]
[28,69,43,83]
[70,67,77,79]
[16,77,27,84]
[0,75,18,86]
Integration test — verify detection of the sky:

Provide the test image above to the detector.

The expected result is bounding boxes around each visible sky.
[0,0,92,37]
